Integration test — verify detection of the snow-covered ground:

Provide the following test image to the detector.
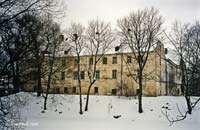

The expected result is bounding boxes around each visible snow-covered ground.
[16,93,200,130]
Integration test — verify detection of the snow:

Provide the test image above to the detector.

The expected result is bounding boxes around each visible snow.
[15,93,200,130]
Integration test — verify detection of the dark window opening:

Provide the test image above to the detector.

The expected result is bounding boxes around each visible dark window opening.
[103,57,107,64]
[74,71,78,80]
[112,70,117,79]
[165,48,168,54]
[95,70,100,79]
[112,57,117,64]
[72,87,76,94]
[127,56,132,63]
[62,59,66,66]
[61,72,65,80]
[112,89,117,95]
[94,87,98,94]
[32,72,38,81]
[89,58,93,65]
[136,89,139,95]
[33,85,37,92]
[74,59,78,65]
[80,71,85,80]
[115,46,120,51]
[56,88,60,94]
[64,50,68,54]
[64,87,68,93]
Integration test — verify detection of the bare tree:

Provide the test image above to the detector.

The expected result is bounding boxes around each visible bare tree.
[162,97,200,126]
[25,14,51,97]
[0,0,66,96]
[163,21,200,124]
[0,1,67,129]
[42,16,63,110]
[117,7,163,113]
[66,23,85,114]
[0,13,41,94]
[166,21,192,114]
[84,19,114,111]
[0,0,65,29]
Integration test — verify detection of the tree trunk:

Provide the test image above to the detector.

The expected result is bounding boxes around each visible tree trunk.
[77,56,83,114]
[85,83,94,111]
[185,95,192,114]
[44,61,53,110]
[44,41,56,110]
[85,88,90,111]
[138,69,143,113]
[79,78,83,114]
[11,61,19,93]
[180,58,192,114]
[37,66,42,97]
[185,84,192,114]
[120,53,123,96]
[44,94,48,110]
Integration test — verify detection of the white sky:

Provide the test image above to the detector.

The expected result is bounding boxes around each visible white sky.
[59,0,200,30]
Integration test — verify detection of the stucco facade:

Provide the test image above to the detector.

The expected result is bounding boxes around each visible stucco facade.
[50,43,167,96]
[23,43,169,96]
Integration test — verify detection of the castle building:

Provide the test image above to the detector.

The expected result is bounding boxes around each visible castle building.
[24,43,181,96]
[52,43,167,96]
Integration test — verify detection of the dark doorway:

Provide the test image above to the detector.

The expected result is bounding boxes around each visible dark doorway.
[56,88,60,94]
[136,89,139,95]
[94,87,98,94]
[33,85,37,92]
[72,87,76,94]
[64,87,68,93]
[112,89,117,95]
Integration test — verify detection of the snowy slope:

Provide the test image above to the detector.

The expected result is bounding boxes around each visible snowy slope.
[17,93,200,130]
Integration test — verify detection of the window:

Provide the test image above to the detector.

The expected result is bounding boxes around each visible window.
[95,70,100,79]
[72,87,76,93]
[80,71,85,80]
[64,87,68,93]
[112,89,117,95]
[112,70,117,79]
[112,57,117,64]
[127,56,132,63]
[33,85,37,92]
[89,58,93,65]
[61,72,65,80]
[64,50,68,54]
[165,48,168,54]
[56,88,60,94]
[32,72,38,81]
[74,59,78,65]
[62,59,66,66]
[136,89,139,95]
[74,71,78,80]
[102,57,107,64]
[94,87,98,94]
[115,46,120,51]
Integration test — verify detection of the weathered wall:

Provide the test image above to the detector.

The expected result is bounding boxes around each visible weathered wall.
[24,44,167,96]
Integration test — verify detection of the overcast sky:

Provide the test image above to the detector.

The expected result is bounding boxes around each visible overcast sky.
[59,0,200,29]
